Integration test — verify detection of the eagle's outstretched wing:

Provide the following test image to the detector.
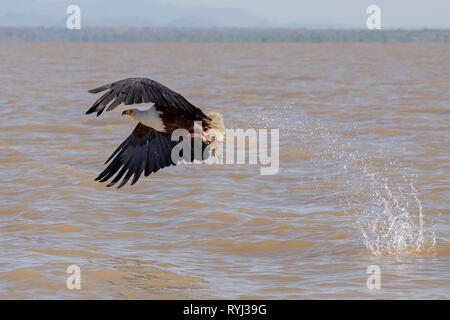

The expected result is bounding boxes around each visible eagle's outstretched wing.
[95,123,177,188]
[86,77,206,118]
[95,123,209,188]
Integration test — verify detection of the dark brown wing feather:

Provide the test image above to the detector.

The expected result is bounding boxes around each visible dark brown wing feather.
[95,123,178,188]
[86,77,207,118]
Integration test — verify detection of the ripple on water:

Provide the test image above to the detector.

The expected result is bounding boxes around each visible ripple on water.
[0,43,448,299]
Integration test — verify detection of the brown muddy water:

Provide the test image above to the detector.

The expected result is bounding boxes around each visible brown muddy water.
[0,43,449,299]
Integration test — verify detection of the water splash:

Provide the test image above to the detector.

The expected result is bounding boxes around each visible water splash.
[355,168,436,256]
[316,123,436,256]
[316,121,436,256]
[252,104,437,256]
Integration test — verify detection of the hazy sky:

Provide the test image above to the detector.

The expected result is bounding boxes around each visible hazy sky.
[160,0,450,28]
[27,0,450,28]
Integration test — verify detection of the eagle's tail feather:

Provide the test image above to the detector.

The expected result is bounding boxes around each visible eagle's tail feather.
[202,112,225,158]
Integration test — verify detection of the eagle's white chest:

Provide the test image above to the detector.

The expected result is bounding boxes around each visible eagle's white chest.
[135,106,165,132]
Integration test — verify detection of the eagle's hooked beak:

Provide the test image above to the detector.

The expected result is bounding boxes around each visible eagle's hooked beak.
[122,110,133,116]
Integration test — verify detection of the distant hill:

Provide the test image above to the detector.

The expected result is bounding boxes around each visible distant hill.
[0,0,266,28]
[0,14,159,27]
[0,0,360,29]
[91,17,158,27]
[279,20,353,29]
[167,15,224,28]
[0,14,62,27]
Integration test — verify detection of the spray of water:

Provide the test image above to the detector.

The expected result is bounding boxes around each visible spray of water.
[312,119,436,256]
[253,104,436,256]
[355,167,436,256]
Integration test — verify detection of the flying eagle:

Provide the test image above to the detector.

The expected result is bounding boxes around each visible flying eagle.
[86,78,225,188]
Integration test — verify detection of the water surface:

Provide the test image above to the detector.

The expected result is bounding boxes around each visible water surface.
[0,43,448,299]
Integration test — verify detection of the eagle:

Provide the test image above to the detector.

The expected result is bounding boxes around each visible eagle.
[86,78,225,188]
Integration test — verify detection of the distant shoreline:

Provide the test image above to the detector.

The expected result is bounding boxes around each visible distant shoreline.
[0,27,449,43]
